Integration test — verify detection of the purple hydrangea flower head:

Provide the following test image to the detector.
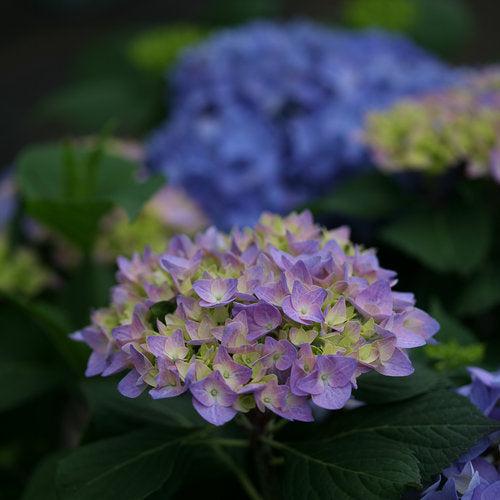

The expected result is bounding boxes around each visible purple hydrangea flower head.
[74,211,438,426]
[146,20,457,229]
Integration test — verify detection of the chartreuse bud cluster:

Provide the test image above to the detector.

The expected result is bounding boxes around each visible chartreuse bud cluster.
[0,235,51,297]
[0,170,51,296]
[74,212,439,425]
[366,68,500,182]
[96,186,208,262]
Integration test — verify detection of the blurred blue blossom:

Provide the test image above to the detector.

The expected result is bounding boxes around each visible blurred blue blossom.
[0,169,17,232]
[147,20,458,228]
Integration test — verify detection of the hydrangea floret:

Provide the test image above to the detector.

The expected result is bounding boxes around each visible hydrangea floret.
[366,67,500,183]
[147,20,457,228]
[74,211,439,425]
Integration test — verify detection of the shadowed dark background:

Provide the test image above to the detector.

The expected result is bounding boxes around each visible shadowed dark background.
[1,0,499,168]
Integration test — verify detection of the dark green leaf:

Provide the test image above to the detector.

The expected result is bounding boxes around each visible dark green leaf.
[455,264,500,316]
[57,428,194,500]
[59,259,115,329]
[82,378,204,433]
[0,293,86,374]
[427,300,484,371]
[36,78,158,135]
[327,390,497,481]
[16,142,163,250]
[311,173,404,219]
[17,144,68,199]
[0,362,61,412]
[98,173,164,220]
[355,363,444,404]
[274,434,420,500]
[26,199,112,250]
[380,203,492,275]
[430,299,476,344]
[274,390,497,499]
[23,452,64,500]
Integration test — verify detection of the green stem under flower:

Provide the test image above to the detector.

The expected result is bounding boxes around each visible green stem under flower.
[211,444,263,500]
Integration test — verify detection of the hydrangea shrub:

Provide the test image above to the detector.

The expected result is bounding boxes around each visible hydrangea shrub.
[366,68,500,182]
[74,211,439,425]
[147,20,457,228]
[423,367,500,499]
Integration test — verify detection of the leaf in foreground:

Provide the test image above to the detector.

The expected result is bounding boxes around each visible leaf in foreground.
[271,390,497,499]
[274,434,420,500]
[57,428,194,500]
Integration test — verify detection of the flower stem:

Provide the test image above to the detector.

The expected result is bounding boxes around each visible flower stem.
[248,411,281,500]
[205,438,250,448]
[211,444,263,500]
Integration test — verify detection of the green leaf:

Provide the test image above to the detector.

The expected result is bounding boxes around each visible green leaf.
[310,173,404,219]
[430,299,476,344]
[57,428,194,500]
[273,434,420,500]
[59,258,115,328]
[0,362,61,412]
[1,294,87,374]
[354,363,444,404]
[16,142,164,250]
[23,452,63,500]
[427,300,484,371]
[36,78,158,135]
[26,199,112,250]
[328,390,497,480]
[91,153,162,219]
[273,390,497,499]
[82,378,204,433]
[98,173,164,220]
[455,264,500,316]
[380,203,492,275]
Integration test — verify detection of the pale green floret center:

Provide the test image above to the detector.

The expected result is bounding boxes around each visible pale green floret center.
[210,389,218,397]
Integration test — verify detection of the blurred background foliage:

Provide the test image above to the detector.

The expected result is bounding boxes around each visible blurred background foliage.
[2,0,499,166]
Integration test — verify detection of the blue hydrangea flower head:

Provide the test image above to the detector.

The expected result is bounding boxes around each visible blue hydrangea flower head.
[0,168,17,232]
[73,211,439,426]
[147,20,457,228]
